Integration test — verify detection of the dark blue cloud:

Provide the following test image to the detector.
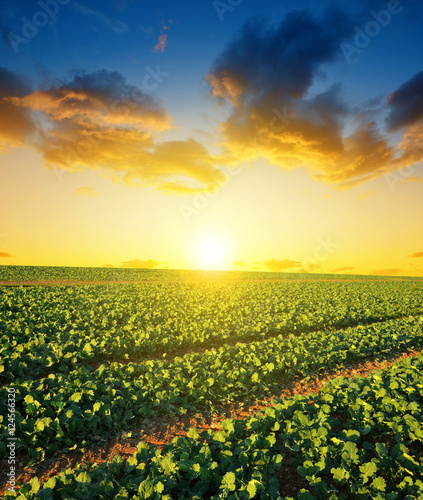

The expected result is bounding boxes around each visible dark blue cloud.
[207,6,357,104]
[386,71,423,131]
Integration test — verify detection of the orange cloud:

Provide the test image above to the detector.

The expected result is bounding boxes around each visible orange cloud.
[0,252,15,258]
[369,268,402,276]
[153,33,168,53]
[0,66,36,152]
[0,68,230,194]
[359,191,375,200]
[298,264,322,273]
[152,23,169,53]
[206,14,423,189]
[264,259,301,272]
[121,259,159,268]
[409,252,423,258]
[400,176,423,184]
[76,187,101,197]
[332,266,355,272]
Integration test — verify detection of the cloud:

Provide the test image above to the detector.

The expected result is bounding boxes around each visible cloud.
[0,66,36,151]
[153,33,168,53]
[264,259,301,272]
[207,7,356,104]
[0,251,15,258]
[69,2,129,33]
[102,264,114,268]
[385,71,423,131]
[400,176,423,184]
[409,252,423,258]
[359,191,375,200]
[233,261,246,267]
[298,264,321,273]
[332,266,355,272]
[369,268,402,276]
[9,69,169,130]
[0,68,230,193]
[152,21,170,53]
[121,259,159,268]
[76,187,101,197]
[206,8,423,189]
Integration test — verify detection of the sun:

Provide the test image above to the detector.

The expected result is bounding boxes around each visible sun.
[193,234,229,270]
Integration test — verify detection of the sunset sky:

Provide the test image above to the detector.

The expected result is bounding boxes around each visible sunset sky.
[0,0,422,275]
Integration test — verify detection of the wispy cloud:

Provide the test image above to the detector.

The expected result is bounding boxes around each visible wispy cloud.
[0,251,15,258]
[121,259,159,268]
[153,33,168,53]
[332,266,355,272]
[69,2,129,34]
[369,268,402,276]
[409,252,423,258]
[264,259,301,272]
[359,191,375,200]
[152,23,169,53]
[400,176,423,184]
[76,187,101,197]
[233,261,246,267]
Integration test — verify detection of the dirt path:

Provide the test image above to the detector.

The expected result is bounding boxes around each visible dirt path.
[1,348,420,496]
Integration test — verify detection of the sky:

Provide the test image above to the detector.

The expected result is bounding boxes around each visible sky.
[0,0,422,275]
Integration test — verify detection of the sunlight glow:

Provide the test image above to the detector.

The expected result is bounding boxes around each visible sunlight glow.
[194,234,228,270]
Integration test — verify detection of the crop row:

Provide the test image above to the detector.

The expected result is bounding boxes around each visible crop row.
[2,281,423,382]
[1,315,422,462]
[2,265,415,283]
[6,351,423,499]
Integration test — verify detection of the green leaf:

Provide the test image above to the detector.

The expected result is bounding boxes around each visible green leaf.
[44,477,57,489]
[76,472,91,484]
[138,480,154,498]
[246,479,259,498]
[371,477,386,491]
[24,395,35,405]
[69,392,83,403]
[187,428,199,439]
[160,456,178,475]
[375,443,388,457]
[331,467,349,483]
[29,476,40,493]
[221,471,236,491]
[342,442,359,463]
[297,490,315,500]
[360,462,377,483]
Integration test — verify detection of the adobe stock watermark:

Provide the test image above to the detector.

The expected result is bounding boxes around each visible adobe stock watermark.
[213,0,244,21]
[179,105,296,224]
[52,65,170,183]
[246,106,297,157]
[302,236,340,273]
[384,147,423,192]
[179,164,244,224]
[6,387,17,494]
[340,0,412,64]
[7,0,71,54]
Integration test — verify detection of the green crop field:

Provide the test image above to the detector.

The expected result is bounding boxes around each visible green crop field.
[1,266,423,499]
